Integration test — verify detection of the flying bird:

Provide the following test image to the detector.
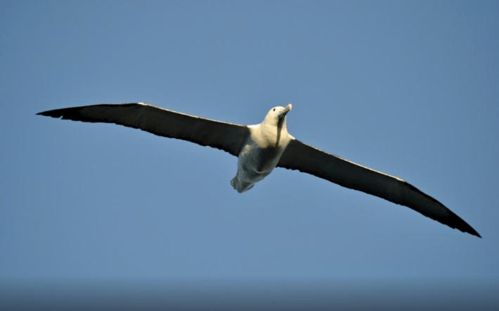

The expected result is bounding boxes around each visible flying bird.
[38,103,480,237]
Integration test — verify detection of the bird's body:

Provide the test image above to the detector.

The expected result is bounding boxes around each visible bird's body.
[38,102,480,237]
[232,104,293,192]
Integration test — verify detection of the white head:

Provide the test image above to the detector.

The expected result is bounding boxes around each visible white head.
[263,103,293,126]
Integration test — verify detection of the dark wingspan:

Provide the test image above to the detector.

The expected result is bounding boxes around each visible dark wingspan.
[38,103,250,157]
[278,139,480,237]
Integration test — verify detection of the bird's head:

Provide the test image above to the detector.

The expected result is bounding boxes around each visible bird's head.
[263,103,293,126]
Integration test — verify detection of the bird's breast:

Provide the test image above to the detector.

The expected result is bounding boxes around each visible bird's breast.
[238,143,283,176]
[236,125,290,183]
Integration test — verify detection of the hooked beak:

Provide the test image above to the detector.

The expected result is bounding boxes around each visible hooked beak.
[279,103,293,119]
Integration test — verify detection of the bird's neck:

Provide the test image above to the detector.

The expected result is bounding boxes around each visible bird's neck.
[257,120,289,148]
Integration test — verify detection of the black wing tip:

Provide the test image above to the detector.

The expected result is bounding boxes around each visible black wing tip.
[37,106,94,123]
[37,103,144,117]
[465,226,481,238]
[400,181,481,238]
[37,109,60,118]
[460,225,481,238]
[37,107,76,119]
[449,212,481,238]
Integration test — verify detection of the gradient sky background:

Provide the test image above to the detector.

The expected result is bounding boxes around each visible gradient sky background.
[1,0,499,295]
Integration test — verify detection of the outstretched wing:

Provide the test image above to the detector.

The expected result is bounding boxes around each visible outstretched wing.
[38,103,250,157]
[278,139,480,237]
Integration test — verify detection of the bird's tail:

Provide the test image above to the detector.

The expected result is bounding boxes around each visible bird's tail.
[231,177,254,193]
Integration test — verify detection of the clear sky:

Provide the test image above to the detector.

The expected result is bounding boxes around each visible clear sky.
[1,0,499,308]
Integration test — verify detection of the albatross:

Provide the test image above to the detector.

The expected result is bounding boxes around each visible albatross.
[38,103,480,237]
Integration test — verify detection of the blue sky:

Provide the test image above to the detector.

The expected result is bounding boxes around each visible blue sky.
[1,0,499,296]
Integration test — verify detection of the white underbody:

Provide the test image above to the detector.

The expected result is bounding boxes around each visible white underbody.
[231,122,293,192]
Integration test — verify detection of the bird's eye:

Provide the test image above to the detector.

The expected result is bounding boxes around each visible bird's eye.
[272,108,276,112]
